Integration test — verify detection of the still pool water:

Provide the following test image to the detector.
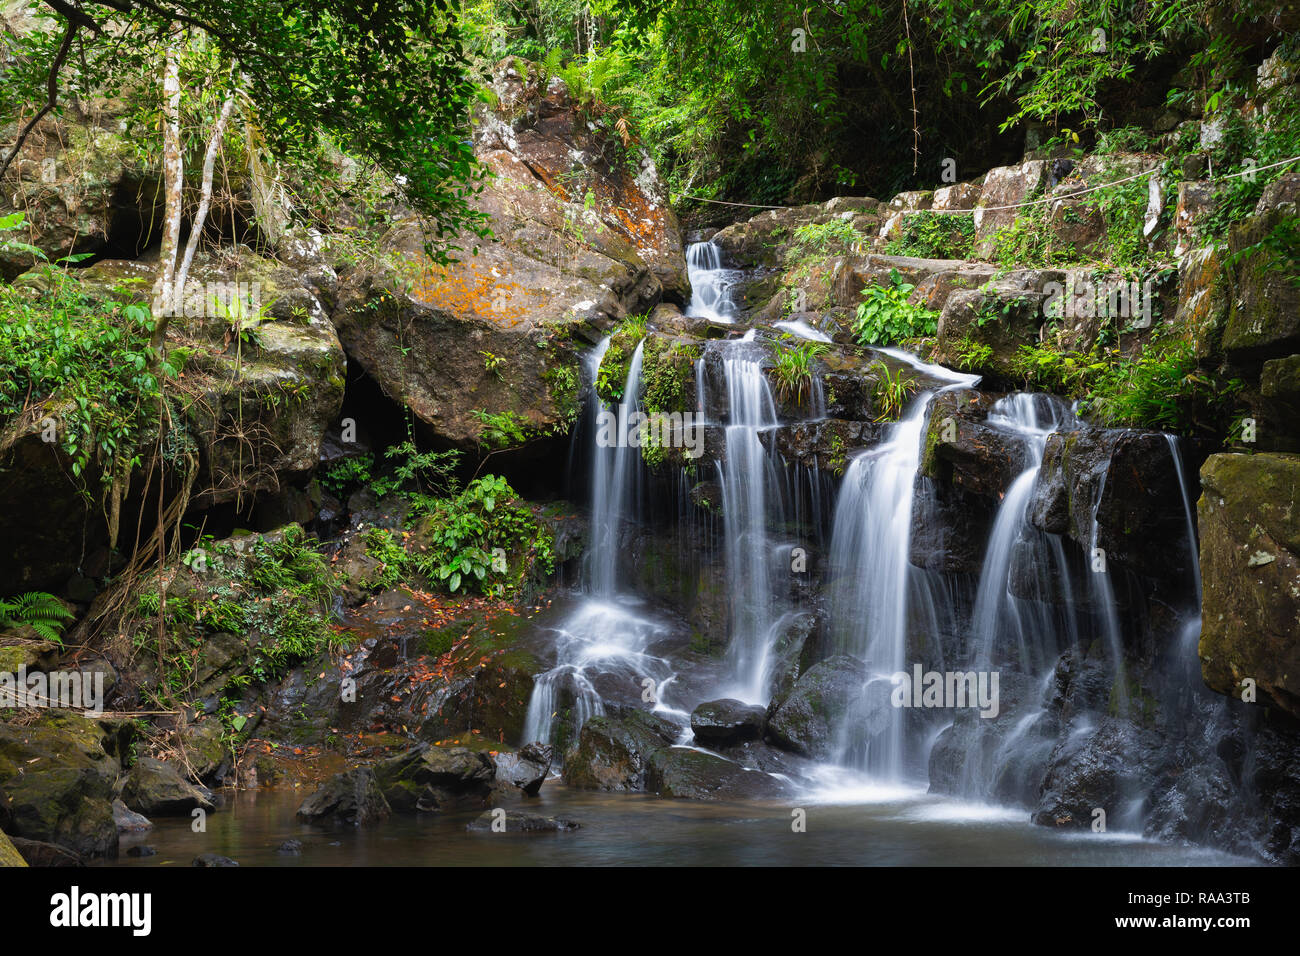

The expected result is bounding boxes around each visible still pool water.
[95,775,1257,867]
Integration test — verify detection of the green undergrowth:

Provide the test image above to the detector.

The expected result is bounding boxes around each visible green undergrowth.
[853,270,939,345]
[340,442,555,600]
[885,211,975,259]
[129,524,343,709]
[769,339,827,406]
[1008,334,1244,435]
[0,243,182,487]
[0,591,75,643]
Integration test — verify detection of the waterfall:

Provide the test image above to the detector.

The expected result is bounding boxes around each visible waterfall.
[826,395,937,780]
[715,335,788,702]
[968,394,1077,674]
[585,341,646,596]
[685,241,739,321]
[523,337,678,749]
[1087,469,1130,713]
[1165,434,1202,607]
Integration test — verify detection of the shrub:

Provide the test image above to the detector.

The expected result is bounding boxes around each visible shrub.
[853,270,939,345]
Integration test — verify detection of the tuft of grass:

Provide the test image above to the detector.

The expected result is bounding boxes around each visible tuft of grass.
[769,339,828,406]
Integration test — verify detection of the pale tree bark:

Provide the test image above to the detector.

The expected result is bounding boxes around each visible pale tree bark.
[153,40,183,352]
[173,90,235,300]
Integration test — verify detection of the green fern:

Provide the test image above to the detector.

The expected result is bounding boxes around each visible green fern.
[0,591,75,644]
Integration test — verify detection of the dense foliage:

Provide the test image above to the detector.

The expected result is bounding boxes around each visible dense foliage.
[460,0,1282,208]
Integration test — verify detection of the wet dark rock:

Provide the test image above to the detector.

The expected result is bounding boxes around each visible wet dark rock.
[192,853,239,867]
[645,746,794,801]
[296,767,391,827]
[126,845,156,858]
[373,744,495,813]
[9,836,85,867]
[910,476,996,574]
[466,809,580,832]
[1030,427,1190,585]
[713,738,817,781]
[690,699,766,746]
[111,799,153,833]
[493,743,553,797]
[763,420,874,474]
[921,389,1027,500]
[121,758,216,816]
[1031,718,1164,832]
[927,671,1056,806]
[768,656,870,759]
[765,612,821,711]
[563,710,681,792]
[277,840,303,855]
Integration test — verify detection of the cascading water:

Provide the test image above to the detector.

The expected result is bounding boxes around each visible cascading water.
[523,338,680,748]
[827,395,938,780]
[585,341,645,596]
[685,241,741,322]
[714,333,790,702]
[968,394,1079,674]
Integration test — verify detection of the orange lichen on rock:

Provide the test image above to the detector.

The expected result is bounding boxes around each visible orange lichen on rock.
[408,257,535,326]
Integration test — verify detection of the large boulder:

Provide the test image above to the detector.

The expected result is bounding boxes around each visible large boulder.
[767,656,870,759]
[1198,453,1300,717]
[296,767,391,827]
[934,284,1052,381]
[1030,427,1192,584]
[920,389,1027,500]
[492,743,553,797]
[690,699,766,746]
[0,111,162,280]
[562,710,680,791]
[972,160,1048,258]
[120,757,215,816]
[330,60,687,448]
[0,713,120,856]
[372,744,495,813]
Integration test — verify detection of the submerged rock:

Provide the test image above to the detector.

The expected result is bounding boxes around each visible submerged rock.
[466,809,580,832]
[373,744,495,813]
[296,767,391,827]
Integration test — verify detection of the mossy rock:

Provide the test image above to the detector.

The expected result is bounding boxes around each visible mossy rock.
[1198,452,1300,718]
[0,713,120,857]
[767,655,869,759]
[1220,195,1300,359]
[0,828,26,867]
[562,710,680,791]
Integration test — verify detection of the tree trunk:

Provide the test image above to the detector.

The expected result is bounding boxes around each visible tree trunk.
[152,40,184,353]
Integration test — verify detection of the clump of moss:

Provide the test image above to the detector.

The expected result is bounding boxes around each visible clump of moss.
[640,337,698,414]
